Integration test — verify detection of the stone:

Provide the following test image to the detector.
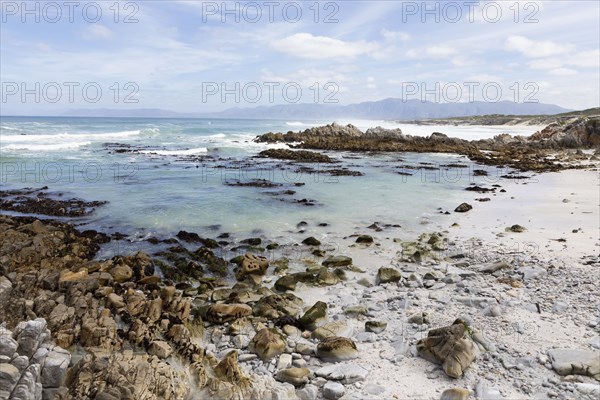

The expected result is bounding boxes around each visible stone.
[277,354,293,370]
[302,237,321,246]
[477,261,510,273]
[316,336,359,362]
[518,266,546,281]
[475,381,503,400]
[298,301,328,330]
[506,224,526,233]
[455,296,497,309]
[249,328,286,360]
[355,235,374,244]
[323,381,345,400]
[58,269,88,284]
[15,318,47,358]
[232,335,250,349]
[148,340,173,359]
[364,384,385,395]
[275,275,297,292]
[237,252,269,281]
[322,256,352,267]
[295,341,316,355]
[253,293,304,319]
[0,276,12,304]
[548,349,600,380]
[297,384,318,400]
[365,320,387,334]
[311,321,353,340]
[276,367,310,386]
[106,293,125,309]
[417,319,477,378]
[315,363,369,384]
[454,203,472,213]
[376,267,401,284]
[109,264,132,283]
[483,305,502,317]
[343,305,368,316]
[0,363,20,394]
[440,388,470,400]
[41,347,70,388]
[204,303,252,324]
[0,328,18,358]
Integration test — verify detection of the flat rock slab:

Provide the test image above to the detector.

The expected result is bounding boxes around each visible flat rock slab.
[315,363,369,384]
[548,349,600,380]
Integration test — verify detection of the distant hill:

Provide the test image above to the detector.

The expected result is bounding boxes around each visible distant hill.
[59,99,572,120]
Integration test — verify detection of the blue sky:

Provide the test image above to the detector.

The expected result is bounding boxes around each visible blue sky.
[1,0,599,114]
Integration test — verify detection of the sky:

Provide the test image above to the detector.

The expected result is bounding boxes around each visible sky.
[1,0,599,114]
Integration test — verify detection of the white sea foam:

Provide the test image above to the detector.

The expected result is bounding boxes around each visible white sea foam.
[139,147,208,155]
[2,142,92,151]
[2,130,142,144]
[286,121,305,126]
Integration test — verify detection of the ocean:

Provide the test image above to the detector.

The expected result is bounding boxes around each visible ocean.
[0,116,542,254]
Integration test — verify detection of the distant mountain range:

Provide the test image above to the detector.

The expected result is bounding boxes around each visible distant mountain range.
[55,98,570,120]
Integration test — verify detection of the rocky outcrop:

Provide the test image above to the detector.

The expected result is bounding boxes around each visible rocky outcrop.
[0,319,70,400]
[258,149,334,163]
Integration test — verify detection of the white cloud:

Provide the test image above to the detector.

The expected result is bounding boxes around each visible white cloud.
[407,45,457,59]
[549,68,577,76]
[270,33,378,59]
[83,25,114,40]
[505,35,572,58]
[381,29,411,42]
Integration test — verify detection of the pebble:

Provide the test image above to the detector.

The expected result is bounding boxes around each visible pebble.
[277,354,292,370]
[297,384,319,400]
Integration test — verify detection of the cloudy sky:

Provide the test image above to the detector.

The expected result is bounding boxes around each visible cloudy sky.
[1,0,598,114]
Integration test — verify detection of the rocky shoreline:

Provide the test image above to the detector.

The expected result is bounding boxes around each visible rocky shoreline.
[254,116,600,172]
[1,175,599,400]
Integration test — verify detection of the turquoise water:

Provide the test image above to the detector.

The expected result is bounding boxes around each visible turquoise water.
[0,116,490,242]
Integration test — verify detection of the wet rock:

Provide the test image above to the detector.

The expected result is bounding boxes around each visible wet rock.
[506,224,526,233]
[253,293,304,319]
[236,252,269,282]
[355,235,374,244]
[316,337,359,362]
[276,367,311,386]
[249,328,286,360]
[322,256,352,267]
[275,275,297,292]
[258,149,334,163]
[454,203,473,213]
[109,264,132,283]
[302,237,321,246]
[298,301,328,331]
[417,319,477,378]
[548,349,600,380]
[376,267,402,284]
[365,320,387,334]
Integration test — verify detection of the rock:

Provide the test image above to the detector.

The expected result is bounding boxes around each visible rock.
[0,276,13,304]
[40,347,70,388]
[295,341,316,355]
[323,381,345,400]
[106,293,125,309]
[249,328,286,360]
[475,381,503,399]
[58,269,88,283]
[0,363,20,394]
[204,303,252,324]
[454,203,472,213]
[343,305,368,316]
[276,367,310,386]
[376,267,402,284]
[365,320,387,334]
[298,301,328,330]
[0,327,18,358]
[275,275,297,292]
[364,384,385,395]
[315,363,369,384]
[277,354,293,370]
[548,349,600,380]
[518,266,546,281]
[316,336,359,362]
[253,293,304,319]
[15,318,47,358]
[455,296,497,309]
[483,305,502,317]
[109,264,132,283]
[322,256,352,267]
[440,388,470,400]
[355,235,374,244]
[148,340,173,359]
[416,319,477,378]
[302,237,321,246]
[259,148,334,163]
[505,224,526,233]
[237,252,269,281]
[477,261,510,273]
[297,384,319,400]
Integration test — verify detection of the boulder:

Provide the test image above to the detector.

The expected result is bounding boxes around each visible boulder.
[454,203,473,213]
[298,301,328,330]
[276,368,311,386]
[548,349,600,380]
[376,267,402,284]
[316,337,359,362]
[322,256,352,267]
[249,328,286,360]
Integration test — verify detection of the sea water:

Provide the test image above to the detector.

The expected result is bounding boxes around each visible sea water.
[0,116,542,245]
